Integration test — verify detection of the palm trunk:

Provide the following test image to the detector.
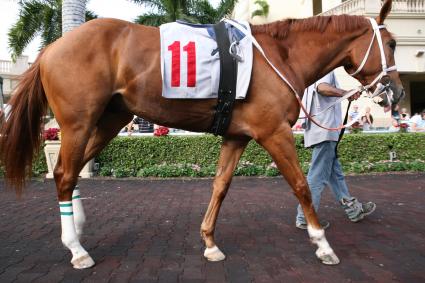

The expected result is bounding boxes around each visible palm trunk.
[62,0,86,34]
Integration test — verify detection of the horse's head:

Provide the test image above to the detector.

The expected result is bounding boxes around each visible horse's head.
[344,0,404,111]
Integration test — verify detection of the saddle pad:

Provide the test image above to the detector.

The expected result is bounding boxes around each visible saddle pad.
[160,20,253,99]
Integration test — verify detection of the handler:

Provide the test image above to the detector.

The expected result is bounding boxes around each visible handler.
[296,71,376,230]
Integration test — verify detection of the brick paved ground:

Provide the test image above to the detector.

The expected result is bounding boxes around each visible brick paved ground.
[0,173,424,283]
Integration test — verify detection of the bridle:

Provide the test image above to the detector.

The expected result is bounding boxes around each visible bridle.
[350,18,397,107]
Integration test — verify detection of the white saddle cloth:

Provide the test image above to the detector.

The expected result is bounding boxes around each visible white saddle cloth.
[160,20,253,99]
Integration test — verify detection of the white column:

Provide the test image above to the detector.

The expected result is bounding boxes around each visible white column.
[62,0,87,34]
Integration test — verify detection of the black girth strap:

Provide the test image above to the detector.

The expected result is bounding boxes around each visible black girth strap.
[210,21,238,136]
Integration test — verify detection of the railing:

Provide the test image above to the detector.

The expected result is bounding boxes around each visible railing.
[321,0,425,16]
[322,0,365,15]
[393,0,425,12]
[0,60,12,73]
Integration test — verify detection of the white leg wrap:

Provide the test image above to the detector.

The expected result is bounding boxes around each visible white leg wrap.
[59,201,94,269]
[307,225,340,265]
[72,188,86,238]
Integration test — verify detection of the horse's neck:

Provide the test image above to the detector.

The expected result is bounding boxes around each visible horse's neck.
[279,28,365,91]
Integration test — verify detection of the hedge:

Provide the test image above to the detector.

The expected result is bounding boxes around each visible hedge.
[11,133,422,178]
[93,133,425,177]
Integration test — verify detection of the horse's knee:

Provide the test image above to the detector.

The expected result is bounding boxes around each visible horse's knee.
[212,179,230,200]
[292,182,312,201]
[53,165,63,183]
[56,172,78,200]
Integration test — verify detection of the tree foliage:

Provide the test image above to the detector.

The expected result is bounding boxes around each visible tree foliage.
[251,0,269,18]
[8,0,96,60]
[131,0,237,26]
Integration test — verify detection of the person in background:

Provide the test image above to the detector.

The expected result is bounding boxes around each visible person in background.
[127,116,154,135]
[361,106,374,131]
[348,105,361,129]
[409,109,425,132]
[400,107,410,121]
[348,105,360,122]
[296,71,376,230]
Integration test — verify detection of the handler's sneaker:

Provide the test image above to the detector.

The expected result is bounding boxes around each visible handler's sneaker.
[341,197,376,222]
[296,220,330,230]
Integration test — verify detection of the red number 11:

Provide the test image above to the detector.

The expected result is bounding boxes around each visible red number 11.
[168,41,196,87]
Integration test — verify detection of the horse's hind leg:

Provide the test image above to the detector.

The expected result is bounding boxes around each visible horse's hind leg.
[71,111,132,243]
[54,125,96,269]
[201,137,249,261]
[258,124,340,265]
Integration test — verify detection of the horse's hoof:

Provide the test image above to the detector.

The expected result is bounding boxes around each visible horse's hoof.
[204,246,226,262]
[71,254,95,269]
[316,249,340,265]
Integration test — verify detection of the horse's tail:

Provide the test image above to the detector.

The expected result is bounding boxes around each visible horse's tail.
[0,50,48,191]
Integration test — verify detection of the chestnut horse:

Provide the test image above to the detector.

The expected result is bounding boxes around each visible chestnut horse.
[1,0,403,268]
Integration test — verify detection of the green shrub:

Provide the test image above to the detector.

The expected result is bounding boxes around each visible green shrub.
[15,133,425,178]
[94,133,425,177]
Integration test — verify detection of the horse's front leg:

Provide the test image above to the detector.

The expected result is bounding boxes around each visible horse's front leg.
[201,137,249,261]
[258,124,340,265]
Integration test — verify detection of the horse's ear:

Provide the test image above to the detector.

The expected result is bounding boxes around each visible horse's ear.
[377,0,392,24]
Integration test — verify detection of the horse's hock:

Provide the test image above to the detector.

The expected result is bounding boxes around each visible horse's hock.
[44,140,95,178]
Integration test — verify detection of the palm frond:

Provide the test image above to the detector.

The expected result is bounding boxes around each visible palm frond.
[177,13,200,24]
[216,0,237,20]
[85,10,98,21]
[135,13,168,26]
[190,1,217,23]
[40,5,59,47]
[132,0,236,26]
[251,0,269,18]
[128,0,166,12]
[8,1,45,60]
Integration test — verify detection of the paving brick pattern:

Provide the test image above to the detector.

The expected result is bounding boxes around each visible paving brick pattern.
[1,174,424,282]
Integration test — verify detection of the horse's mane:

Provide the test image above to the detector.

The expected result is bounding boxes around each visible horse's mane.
[251,15,369,39]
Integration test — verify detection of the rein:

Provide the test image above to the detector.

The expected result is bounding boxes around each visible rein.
[224,18,397,131]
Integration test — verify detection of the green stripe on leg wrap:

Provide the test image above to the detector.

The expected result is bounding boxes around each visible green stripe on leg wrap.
[60,212,74,216]
[59,203,72,207]
[72,195,81,200]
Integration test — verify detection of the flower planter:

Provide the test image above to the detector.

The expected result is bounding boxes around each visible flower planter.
[44,140,95,178]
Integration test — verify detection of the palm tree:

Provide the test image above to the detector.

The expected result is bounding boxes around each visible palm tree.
[193,0,237,24]
[131,0,237,26]
[8,0,96,60]
[62,0,87,33]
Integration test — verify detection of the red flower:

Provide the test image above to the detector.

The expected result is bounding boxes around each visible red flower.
[154,126,169,136]
[43,128,60,141]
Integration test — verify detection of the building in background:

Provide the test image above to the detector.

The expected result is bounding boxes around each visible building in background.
[232,0,425,127]
[0,56,30,102]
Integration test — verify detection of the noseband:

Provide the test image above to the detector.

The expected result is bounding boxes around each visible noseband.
[350,18,397,106]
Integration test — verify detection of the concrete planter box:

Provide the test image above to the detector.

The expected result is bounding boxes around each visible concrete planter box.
[44,140,94,178]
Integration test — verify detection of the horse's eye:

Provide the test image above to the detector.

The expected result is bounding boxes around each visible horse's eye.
[388,40,396,51]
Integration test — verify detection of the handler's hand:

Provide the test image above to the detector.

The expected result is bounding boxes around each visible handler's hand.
[348,90,361,101]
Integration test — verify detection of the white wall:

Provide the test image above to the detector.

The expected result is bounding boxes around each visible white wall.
[232,0,344,24]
